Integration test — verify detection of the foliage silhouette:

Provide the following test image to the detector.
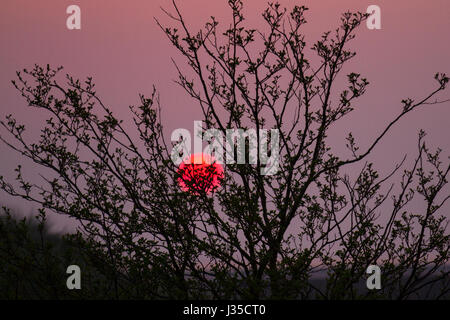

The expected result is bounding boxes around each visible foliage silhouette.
[0,1,449,299]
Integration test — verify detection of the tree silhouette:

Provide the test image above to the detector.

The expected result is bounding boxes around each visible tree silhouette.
[0,0,449,299]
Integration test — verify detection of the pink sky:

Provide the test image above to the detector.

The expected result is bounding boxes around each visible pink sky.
[1,0,449,232]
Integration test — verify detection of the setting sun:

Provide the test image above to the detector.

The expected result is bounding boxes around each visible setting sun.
[177,153,224,194]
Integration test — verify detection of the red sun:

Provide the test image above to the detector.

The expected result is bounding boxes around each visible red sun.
[177,153,224,194]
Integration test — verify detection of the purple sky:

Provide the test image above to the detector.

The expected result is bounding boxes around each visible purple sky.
[1,0,449,233]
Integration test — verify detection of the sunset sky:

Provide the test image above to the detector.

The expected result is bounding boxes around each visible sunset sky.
[1,0,449,232]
